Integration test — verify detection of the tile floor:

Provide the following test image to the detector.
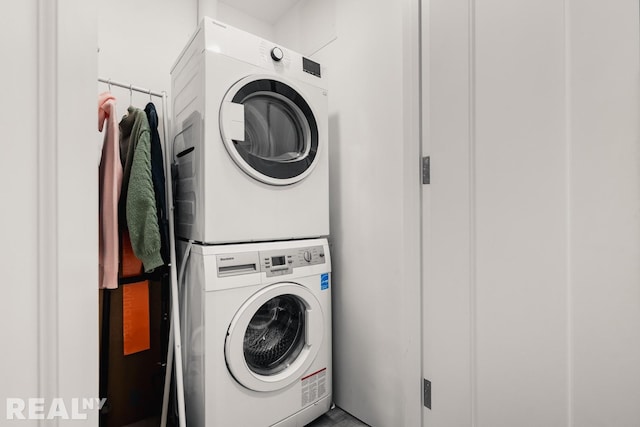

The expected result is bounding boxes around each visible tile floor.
[306,406,369,427]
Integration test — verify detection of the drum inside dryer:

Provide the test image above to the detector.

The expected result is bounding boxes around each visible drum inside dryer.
[238,93,311,162]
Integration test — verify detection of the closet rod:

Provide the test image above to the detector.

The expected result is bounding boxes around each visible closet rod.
[98,77,165,97]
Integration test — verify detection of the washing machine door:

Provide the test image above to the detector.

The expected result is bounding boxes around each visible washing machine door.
[219,75,320,186]
[225,282,324,392]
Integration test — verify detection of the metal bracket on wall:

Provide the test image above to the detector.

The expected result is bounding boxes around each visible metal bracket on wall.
[422,156,430,184]
[424,378,432,409]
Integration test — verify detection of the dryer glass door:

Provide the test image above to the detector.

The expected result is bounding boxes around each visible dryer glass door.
[220,76,320,186]
[225,282,324,392]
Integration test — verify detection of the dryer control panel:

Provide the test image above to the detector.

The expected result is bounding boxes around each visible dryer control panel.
[215,245,326,277]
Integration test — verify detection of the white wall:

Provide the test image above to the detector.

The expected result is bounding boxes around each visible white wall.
[474,2,568,424]
[97,0,278,98]
[197,0,218,23]
[311,1,422,426]
[57,3,102,425]
[570,2,640,425]
[274,0,336,56]
[423,0,640,426]
[218,0,336,57]
[98,0,196,100]
[217,2,275,41]
[1,1,99,425]
[1,3,40,422]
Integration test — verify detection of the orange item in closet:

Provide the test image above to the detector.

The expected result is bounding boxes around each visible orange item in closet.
[122,281,151,355]
[121,230,143,277]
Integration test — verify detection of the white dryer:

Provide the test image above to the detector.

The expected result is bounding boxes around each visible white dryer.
[179,238,332,427]
[171,18,329,244]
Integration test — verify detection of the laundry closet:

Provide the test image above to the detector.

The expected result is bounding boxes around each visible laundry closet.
[97,2,336,426]
[93,0,422,424]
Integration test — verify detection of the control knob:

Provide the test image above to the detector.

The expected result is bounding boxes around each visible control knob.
[303,251,312,262]
[270,47,284,62]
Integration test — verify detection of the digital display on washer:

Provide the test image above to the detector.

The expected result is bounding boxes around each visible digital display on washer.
[271,256,286,266]
[303,57,321,77]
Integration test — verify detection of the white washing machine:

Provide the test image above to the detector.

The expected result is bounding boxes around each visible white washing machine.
[179,238,332,427]
[171,18,329,244]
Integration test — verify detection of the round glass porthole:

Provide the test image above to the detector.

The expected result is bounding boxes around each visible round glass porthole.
[225,282,324,392]
[243,294,306,376]
[220,76,320,185]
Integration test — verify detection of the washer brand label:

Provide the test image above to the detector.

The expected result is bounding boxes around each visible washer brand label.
[301,368,327,407]
[219,257,234,261]
[320,273,329,290]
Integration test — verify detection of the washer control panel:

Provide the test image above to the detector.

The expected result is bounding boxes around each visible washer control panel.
[260,245,326,277]
[216,245,326,277]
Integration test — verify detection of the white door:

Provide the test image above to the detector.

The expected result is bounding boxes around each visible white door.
[422,1,640,426]
[225,282,324,392]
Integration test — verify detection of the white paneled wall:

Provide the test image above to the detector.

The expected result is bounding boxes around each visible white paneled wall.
[570,1,640,425]
[1,3,40,422]
[423,0,640,426]
[474,1,568,424]
[1,1,99,425]
[57,3,101,424]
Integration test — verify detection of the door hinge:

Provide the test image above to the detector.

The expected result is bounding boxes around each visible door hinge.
[423,378,431,409]
[422,156,430,184]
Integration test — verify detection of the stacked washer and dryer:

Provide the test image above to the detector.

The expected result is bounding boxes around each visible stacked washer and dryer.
[170,18,332,427]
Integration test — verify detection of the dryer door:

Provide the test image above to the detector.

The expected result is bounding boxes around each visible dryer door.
[220,75,320,186]
[225,282,324,392]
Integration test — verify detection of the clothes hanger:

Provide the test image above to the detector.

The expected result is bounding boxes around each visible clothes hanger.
[129,84,133,106]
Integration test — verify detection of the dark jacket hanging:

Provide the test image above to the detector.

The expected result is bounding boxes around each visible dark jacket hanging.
[145,102,170,265]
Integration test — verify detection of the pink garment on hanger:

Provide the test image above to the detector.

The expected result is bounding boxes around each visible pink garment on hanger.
[99,92,123,289]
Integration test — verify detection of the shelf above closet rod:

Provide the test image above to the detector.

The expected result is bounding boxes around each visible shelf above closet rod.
[98,77,165,97]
